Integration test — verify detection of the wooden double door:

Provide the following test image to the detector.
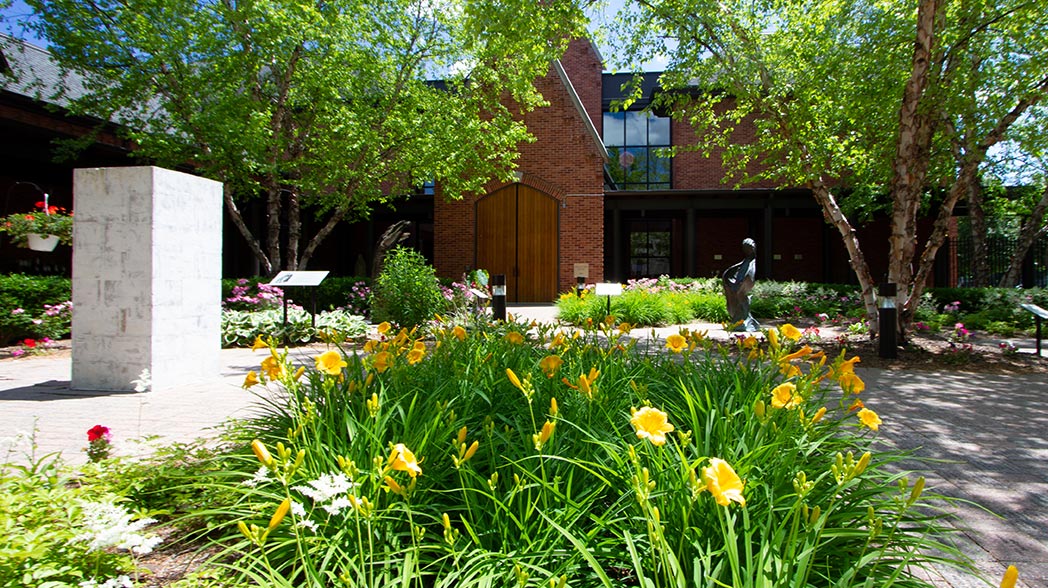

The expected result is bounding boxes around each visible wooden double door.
[476,184,558,303]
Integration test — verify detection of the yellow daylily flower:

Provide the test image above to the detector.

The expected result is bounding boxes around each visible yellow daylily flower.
[742,336,758,349]
[617,322,632,335]
[388,443,422,477]
[539,355,564,378]
[533,420,555,450]
[377,322,392,335]
[831,354,862,380]
[630,406,675,446]
[771,382,800,409]
[407,347,425,365]
[780,323,802,341]
[372,351,393,373]
[243,370,261,389]
[314,350,348,376]
[779,363,802,378]
[848,398,865,412]
[260,355,285,380]
[701,458,746,507]
[781,345,813,362]
[452,325,466,341]
[251,335,269,352]
[839,372,865,394]
[666,334,687,353]
[504,331,524,345]
[857,408,882,431]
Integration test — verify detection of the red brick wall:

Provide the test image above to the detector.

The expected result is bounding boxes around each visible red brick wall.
[770,217,824,282]
[672,98,779,191]
[559,38,604,135]
[434,61,606,296]
[696,217,751,279]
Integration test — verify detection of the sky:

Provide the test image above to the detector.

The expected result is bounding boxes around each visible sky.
[0,0,669,72]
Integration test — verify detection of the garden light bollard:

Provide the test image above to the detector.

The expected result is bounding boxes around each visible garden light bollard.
[492,274,507,322]
[576,276,585,297]
[878,282,897,359]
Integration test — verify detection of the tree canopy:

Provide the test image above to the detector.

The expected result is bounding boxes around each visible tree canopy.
[25,0,587,273]
[608,0,1048,336]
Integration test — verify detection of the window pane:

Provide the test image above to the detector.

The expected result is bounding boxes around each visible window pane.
[603,112,625,146]
[624,111,647,145]
[650,154,671,184]
[648,116,670,145]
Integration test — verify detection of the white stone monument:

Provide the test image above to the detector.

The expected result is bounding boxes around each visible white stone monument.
[71,166,223,391]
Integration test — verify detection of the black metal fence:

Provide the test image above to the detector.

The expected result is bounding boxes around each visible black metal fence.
[951,229,1048,288]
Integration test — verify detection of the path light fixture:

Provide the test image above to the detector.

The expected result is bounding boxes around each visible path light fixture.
[878,282,897,359]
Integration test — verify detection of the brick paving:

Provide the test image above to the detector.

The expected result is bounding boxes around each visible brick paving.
[1,305,1044,587]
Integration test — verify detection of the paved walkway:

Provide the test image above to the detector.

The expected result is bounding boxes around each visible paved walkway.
[1,305,1045,587]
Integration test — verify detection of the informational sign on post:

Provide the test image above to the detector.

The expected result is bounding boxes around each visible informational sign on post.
[594,282,623,318]
[268,271,330,344]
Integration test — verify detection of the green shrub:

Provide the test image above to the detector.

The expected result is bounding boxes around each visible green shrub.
[0,274,72,345]
[369,247,445,329]
[0,451,161,585]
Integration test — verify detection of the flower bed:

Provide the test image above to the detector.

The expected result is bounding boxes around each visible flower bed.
[213,319,969,587]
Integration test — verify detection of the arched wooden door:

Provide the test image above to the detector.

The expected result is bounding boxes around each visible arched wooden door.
[476,183,558,303]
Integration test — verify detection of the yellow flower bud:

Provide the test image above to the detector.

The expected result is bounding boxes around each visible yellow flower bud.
[1000,565,1019,588]
[268,498,291,529]
[251,439,274,467]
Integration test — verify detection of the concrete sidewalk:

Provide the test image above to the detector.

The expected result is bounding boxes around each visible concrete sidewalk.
[1,305,1045,587]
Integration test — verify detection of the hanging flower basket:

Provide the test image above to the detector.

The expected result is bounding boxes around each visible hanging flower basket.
[27,233,61,252]
[0,197,73,250]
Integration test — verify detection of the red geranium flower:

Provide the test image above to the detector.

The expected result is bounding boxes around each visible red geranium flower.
[23,339,36,348]
[87,425,110,442]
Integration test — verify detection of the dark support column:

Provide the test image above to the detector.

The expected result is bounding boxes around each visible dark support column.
[878,282,898,359]
[685,208,696,277]
[492,274,507,322]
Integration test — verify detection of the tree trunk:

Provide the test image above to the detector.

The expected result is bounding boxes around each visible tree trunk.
[222,184,272,275]
[808,181,880,331]
[999,185,1048,287]
[287,190,300,271]
[967,180,992,286]
[888,0,940,315]
[265,186,283,275]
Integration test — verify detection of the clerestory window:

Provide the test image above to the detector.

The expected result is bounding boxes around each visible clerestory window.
[603,110,670,190]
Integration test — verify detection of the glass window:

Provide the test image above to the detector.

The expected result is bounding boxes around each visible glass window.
[603,109,671,190]
[628,220,672,278]
[603,112,625,147]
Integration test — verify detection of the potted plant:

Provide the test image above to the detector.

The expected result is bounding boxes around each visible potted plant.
[0,197,73,251]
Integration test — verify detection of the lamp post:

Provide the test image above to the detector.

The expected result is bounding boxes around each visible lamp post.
[491,274,506,322]
[878,282,897,359]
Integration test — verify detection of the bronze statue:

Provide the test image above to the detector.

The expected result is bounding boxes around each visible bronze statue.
[722,238,759,332]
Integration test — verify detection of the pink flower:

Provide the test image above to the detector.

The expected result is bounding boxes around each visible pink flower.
[11,349,25,357]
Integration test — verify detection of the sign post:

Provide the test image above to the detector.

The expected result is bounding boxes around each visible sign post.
[269,271,330,345]
[594,282,623,320]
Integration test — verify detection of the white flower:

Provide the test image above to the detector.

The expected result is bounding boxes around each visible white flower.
[322,496,353,516]
[241,466,271,487]
[292,472,355,502]
[290,500,306,518]
[80,575,133,588]
[297,518,319,532]
[74,500,162,555]
[130,368,152,392]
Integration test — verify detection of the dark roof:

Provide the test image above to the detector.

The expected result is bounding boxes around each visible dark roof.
[602,71,661,109]
[0,33,89,108]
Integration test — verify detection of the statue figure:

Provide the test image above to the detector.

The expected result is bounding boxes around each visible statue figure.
[722,238,759,332]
